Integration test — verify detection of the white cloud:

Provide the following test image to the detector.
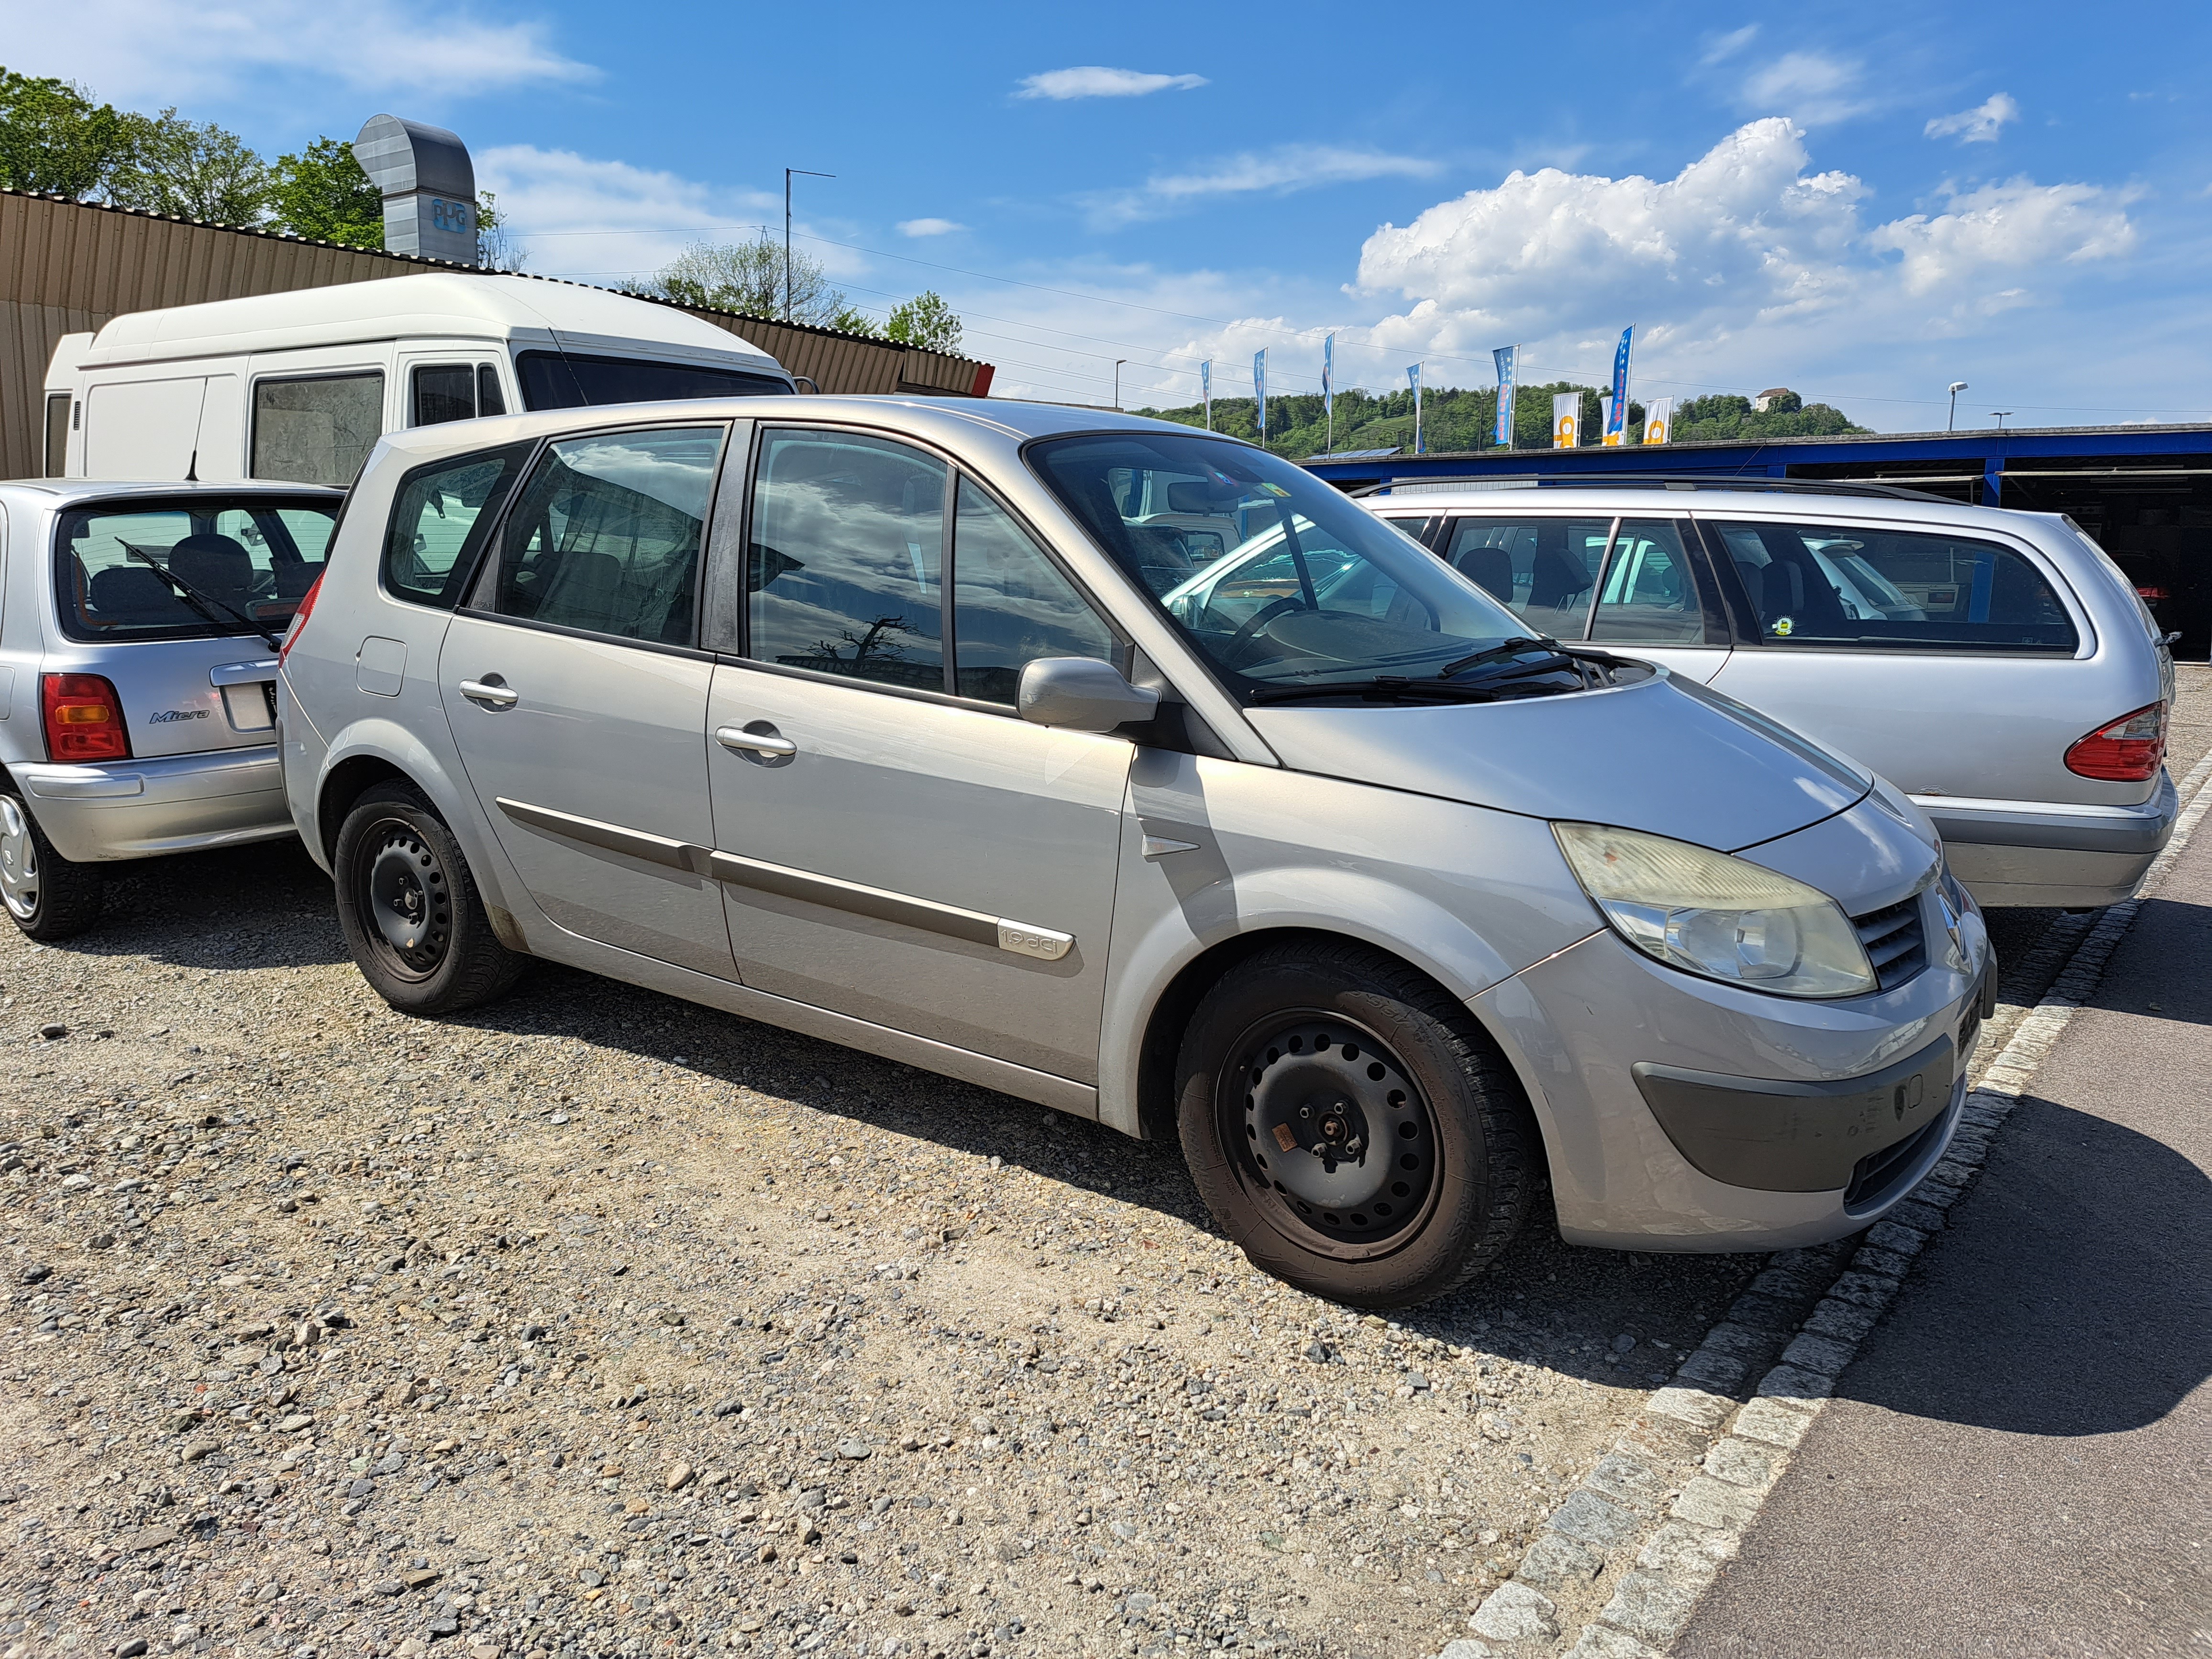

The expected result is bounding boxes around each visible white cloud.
[1738,50,1868,124]
[1084,144,1441,228]
[0,0,593,106]
[476,144,784,287]
[1870,177,2135,293]
[1014,66,1207,101]
[1925,93,2022,144]
[896,218,966,238]
[1700,24,1760,65]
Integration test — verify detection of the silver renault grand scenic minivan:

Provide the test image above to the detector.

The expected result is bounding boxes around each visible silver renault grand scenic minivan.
[278,398,1992,1307]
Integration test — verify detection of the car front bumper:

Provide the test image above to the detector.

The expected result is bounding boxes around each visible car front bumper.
[12,747,294,862]
[1917,771,2178,907]
[1473,898,1990,1252]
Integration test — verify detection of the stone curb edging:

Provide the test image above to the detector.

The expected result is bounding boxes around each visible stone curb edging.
[1433,749,2212,1659]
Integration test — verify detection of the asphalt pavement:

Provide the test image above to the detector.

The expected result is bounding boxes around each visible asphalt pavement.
[1670,791,2212,1655]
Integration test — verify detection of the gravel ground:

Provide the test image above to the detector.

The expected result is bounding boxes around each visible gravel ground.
[3,666,2203,1659]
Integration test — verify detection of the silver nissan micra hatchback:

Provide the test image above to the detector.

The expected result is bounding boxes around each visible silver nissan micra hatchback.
[278,398,1992,1307]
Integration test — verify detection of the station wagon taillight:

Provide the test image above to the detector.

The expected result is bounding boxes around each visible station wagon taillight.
[41,673,130,763]
[279,570,325,665]
[2064,702,2167,782]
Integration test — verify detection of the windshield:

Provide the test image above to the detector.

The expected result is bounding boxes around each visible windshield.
[516,351,788,410]
[1026,431,1526,695]
[55,498,338,643]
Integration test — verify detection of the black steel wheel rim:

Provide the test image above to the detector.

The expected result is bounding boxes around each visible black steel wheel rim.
[359,818,451,980]
[1217,1012,1441,1261]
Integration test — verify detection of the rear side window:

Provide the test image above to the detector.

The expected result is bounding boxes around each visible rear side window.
[1590,519,1708,645]
[55,498,340,642]
[44,393,70,476]
[516,351,787,410]
[1710,520,2079,653]
[382,442,535,609]
[252,372,384,488]
[471,426,724,645]
[1441,516,1614,638]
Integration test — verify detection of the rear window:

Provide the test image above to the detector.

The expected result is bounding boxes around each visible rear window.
[1709,520,2079,654]
[54,497,339,642]
[382,442,536,609]
[515,351,787,410]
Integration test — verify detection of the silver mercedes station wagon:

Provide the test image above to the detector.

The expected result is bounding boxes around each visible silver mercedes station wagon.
[278,399,1992,1307]
[0,479,341,938]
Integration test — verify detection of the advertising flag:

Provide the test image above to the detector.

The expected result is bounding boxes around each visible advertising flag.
[1643,395,1675,446]
[1254,349,1268,441]
[1598,395,1613,445]
[1200,360,1212,431]
[1604,325,1634,446]
[1552,391,1580,449]
[1407,362,1424,456]
[1323,333,1335,454]
[1493,345,1518,448]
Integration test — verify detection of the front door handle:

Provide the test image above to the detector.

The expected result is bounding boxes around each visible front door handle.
[715,724,798,758]
[459,678,519,709]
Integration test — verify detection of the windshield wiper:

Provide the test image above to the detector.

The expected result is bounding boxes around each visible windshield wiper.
[1436,636,1572,680]
[122,543,284,652]
[1247,676,1518,706]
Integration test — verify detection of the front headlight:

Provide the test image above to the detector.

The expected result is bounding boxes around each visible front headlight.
[1554,822,1876,998]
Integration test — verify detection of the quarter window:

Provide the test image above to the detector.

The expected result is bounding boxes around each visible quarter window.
[381,441,535,609]
[747,429,948,691]
[1590,519,1707,645]
[1710,520,2079,653]
[951,479,1116,703]
[1440,517,1614,638]
[473,426,724,645]
[251,372,384,487]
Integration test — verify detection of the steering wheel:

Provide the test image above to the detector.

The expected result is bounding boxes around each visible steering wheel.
[1221,595,1307,669]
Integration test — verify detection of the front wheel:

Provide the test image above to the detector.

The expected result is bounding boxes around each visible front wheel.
[0,786,104,940]
[1176,941,1536,1308]
[332,781,524,1015]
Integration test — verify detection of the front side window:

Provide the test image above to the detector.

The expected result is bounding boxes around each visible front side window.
[1029,431,1526,696]
[1711,520,2079,653]
[251,372,384,487]
[473,427,724,644]
[516,351,787,411]
[382,442,535,609]
[951,478,1116,702]
[1590,519,1708,645]
[1441,516,1615,638]
[55,497,339,641]
[748,429,948,691]
[409,363,507,428]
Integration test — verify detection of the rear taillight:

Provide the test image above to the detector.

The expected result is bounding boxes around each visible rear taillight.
[2064,701,2167,782]
[279,570,325,665]
[41,673,130,763]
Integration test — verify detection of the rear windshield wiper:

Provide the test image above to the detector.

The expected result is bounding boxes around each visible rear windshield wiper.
[122,544,285,652]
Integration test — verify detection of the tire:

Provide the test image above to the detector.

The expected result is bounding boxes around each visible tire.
[332,781,524,1015]
[1175,940,1536,1309]
[0,785,105,940]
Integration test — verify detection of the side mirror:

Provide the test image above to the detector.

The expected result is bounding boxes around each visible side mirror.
[1017,656,1160,732]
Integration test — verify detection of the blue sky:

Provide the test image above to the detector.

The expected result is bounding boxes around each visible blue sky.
[10,0,2211,428]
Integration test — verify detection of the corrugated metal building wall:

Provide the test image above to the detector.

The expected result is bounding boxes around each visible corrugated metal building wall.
[0,189,995,480]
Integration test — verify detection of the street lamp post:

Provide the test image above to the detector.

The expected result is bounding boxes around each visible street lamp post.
[1947,381,1969,432]
[1114,360,1126,411]
[1992,410,2013,431]
[785,167,835,323]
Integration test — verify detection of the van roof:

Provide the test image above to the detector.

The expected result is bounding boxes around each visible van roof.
[73,273,785,378]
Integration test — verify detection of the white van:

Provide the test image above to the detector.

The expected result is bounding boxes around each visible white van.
[42,273,796,487]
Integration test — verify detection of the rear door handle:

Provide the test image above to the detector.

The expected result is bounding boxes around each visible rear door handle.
[459,679,519,708]
[715,725,798,757]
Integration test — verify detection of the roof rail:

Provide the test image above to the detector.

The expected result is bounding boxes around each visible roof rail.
[1346,472,1960,504]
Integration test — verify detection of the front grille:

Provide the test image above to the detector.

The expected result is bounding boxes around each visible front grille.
[1853,896,1927,992]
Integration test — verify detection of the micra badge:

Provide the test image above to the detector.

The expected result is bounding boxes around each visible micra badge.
[148,709,209,724]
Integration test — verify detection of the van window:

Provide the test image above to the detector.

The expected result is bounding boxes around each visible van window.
[1440,516,1615,639]
[516,351,787,411]
[252,372,384,488]
[54,497,339,642]
[1710,520,2079,653]
[410,363,507,427]
[382,442,535,609]
[44,393,70,476]
[472,427,723,645]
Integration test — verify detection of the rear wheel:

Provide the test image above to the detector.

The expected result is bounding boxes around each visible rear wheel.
[0,786,104,940]
[333,782,524,1015]
[1176,940,1535,1308]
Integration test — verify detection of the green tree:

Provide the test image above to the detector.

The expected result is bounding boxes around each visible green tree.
[636,232,860,328]
[265,136,383,248]
[475,190,528,272]
[885,290,962,353]
[108,108,268,225]
[1671,393,1866,442]
[0,67,130,199]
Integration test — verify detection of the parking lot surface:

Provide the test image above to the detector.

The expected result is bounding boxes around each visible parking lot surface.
[2,668,2202,1659]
